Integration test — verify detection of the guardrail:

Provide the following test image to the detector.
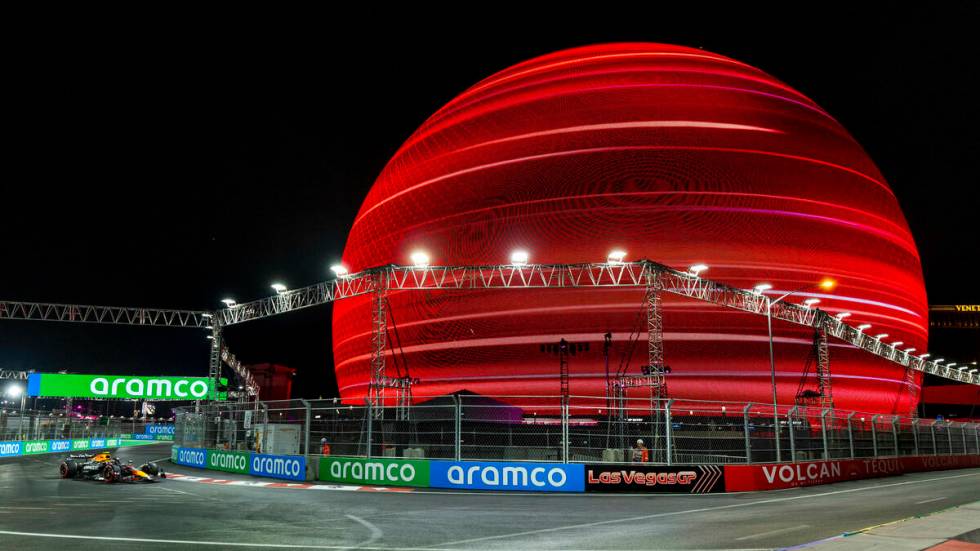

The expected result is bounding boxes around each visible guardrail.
[1,408,174,442]
[0,436,162,458]
[173,395,980,466]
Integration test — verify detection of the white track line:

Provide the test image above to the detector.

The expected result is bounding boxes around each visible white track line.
[427,471,980,548]
[735,524,810,541]
[914,496,947,504]
[345,514,384,548]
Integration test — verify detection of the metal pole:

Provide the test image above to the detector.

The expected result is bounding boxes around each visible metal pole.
[365,400,373,458]
[766,299,781,461]
[301,399,311,464]
[946,421,953,455]
[912,419,919,455]
[847,412,855,458]
[891,417,899,456]
[931,422,937,455]
[787,406,797,461]
[821,409,830,460]
[974,424,979,454]
[871,415,879,457]
[665,399,674,466]
[561,399,569,464]
[743,403,752,463]
[454,395,462,461]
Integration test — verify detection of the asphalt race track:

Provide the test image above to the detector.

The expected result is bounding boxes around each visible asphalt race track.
[1,443,978,550]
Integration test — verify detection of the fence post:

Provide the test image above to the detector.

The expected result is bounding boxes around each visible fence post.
[891,417,899,456]
[931,422,937,455]
[961,424,967,454]
[871,415,880,457]
[453,395,462,461]
[561,398,569,464]
[665,399,673,466]
[912,419,919,455]
[365,400,373,459]
[974,424,979,454]
[847,412,855,458]
[946,421,953,455]
[787,406,798,462]
[821,409,830,460]
[301,400,311,464]
[743,403,752,463]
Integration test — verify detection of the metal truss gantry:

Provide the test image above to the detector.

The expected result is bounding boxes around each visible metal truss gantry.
[3,260,977,409]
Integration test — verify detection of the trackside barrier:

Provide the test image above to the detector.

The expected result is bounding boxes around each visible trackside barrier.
[723,455,980,491]
[320,457,430,487]
[170,446,308,481]
[0,437,144,458]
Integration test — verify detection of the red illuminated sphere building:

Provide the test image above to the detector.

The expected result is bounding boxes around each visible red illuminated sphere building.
[333,43,926,415]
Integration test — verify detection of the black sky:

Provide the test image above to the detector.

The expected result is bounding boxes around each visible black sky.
[2,7,978,399]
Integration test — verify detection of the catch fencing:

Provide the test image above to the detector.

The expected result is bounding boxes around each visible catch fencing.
[172,395,980,465]
[0,408,169,442]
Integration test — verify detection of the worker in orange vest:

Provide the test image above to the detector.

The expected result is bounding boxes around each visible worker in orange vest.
[320,437,331,456]
[631,439,649,463]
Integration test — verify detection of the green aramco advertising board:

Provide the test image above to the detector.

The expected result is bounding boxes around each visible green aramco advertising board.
[27,374,227,400]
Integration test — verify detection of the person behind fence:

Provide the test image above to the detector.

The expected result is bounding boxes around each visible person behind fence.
[320,437,331,456]
[631,438,649,463]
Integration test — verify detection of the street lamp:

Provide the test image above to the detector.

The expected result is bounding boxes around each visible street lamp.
[510,250,529,266]
[4,384,25,411]
[835,312,851,320]
[221,298,237,308]
[410,251,430,268]
[755,278,836,462]
[607,250,627,264]
[688,264,708,277]
[857,324,872,331]
[330,264,349,277]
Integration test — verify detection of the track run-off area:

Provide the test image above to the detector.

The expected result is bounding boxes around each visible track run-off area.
[1,443,978,550]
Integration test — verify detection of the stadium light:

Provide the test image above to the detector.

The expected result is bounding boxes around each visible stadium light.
[857,324,872,331]
[947,363,957,368]
[688,264,708,276]
[890,341,904,348]
[201,313,213,318]
[904,348,916,353]
[874,333,888,339]
[330,264,349,277]
[803,298,820,308]
[956,366,966,371]
[271,283,287,294]
[607,250,627,264]
[510,250,529,266]
[410,251,430,268]
[4,385,23,398]
[221,298,237,308]
[835,312,851,320]
[920,353,931,359]
[753,283,772,295]
[819,278,837,290]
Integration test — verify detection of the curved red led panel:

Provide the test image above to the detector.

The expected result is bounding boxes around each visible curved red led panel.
[334,43,927,414]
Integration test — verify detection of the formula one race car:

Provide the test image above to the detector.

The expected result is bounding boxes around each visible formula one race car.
[59,452,166,483]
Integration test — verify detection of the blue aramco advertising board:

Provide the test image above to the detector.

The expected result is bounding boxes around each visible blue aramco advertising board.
[250,453,306,482]
[429,461,584,492]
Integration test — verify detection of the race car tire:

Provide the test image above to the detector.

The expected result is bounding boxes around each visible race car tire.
[141,462,159,476]
[60,461,77,479]
[103,464,118,483]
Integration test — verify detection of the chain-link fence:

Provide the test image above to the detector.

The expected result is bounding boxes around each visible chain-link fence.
[0,408,169,441]
[173,394,980,465]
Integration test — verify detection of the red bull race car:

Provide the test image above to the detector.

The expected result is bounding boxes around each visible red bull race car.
[59,452,166,483]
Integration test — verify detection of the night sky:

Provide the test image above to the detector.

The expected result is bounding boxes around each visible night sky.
[2,8,977,401]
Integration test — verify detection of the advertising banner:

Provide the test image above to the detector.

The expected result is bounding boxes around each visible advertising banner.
[146,424,175,436]
[430,460,584,492]
[585,464,724,494]
[105,438,121,447]
[901,455,980,473]
[90,438,106,448]
[27,373,227,401]
[23,440,50,455]
[72,439,90,451]
[50,439,72,453]
[207,450,250,474]
[250,453,306,481]
[0,441,22,457]
[724,458,900,492]
[172,447,207,468]
[320,457,431,487]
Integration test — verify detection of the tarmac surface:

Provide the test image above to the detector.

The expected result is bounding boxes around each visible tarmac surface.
[1,443,978,550]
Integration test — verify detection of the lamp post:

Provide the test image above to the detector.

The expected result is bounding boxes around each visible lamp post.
[757,278,835,462]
